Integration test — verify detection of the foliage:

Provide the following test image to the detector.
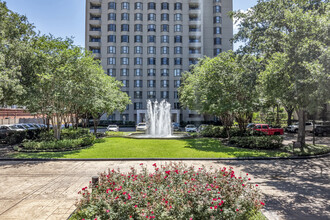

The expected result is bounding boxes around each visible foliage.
[229,136,283,150]
[179,51,261,136]
[11,137,290,159]
[231,0,330,147]
[61,128,90,139]
[200,125,265,138]
[71,163,264,220]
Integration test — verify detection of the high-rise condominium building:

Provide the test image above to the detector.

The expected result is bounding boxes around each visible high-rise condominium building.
[86,0,233,123]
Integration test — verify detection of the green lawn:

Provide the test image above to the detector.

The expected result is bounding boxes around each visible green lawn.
[10,137,289,159]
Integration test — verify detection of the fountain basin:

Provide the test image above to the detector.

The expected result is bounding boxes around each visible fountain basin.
[127,132,190,139]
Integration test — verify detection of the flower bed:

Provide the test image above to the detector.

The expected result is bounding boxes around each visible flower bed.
[71,163,264,219]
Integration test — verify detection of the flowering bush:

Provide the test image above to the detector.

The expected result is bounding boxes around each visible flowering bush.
[71,163,264,220]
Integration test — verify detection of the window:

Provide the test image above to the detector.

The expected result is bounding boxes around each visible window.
[135,24,143,32]
[90,37,100,42]
[214,5,221,13]
[108,24,116,32]
[134,91,143,99]
[189,58,198,65]
[214,0,221,2]
[214,48,222,56]
[134,46,143,54]
[135,2,143,10]
[122,2,130,10]
[108,57,116,65]
[134,102,143,110]
[214,27,221,34]
[161,46,169,54]
[121,57,129,65]
[108,2,116,10]
[108,35,116,42]
[121,35,129,43]
[174,46,182,54]
[121,80,129,87]
[121,24,129,31]
[174,13,182,21]
[148,80,156,88]
[134,57,143,65]
[91,26,101,31]
[147,35,156,43]
[161,24,169,32]
[121,46,129,54]
[161,2,169,10]
[174,35,182,43]
[214,37,222,45]
[174,103,181,109]
[161,91,169,99]
[148,24,156,32]
[121,13,130,20]
[161,80,169,88]
[147,57,156,65]
[161,69,169,76]
[120,68,129,76]
[108,46,116,54]
[134,35,143,43]
[161,13,169,21]
[148,2,156,10]
[174,58,182,65]
[148,13,156,21]
[161,58,169,65]
[108,13,116,20]
[174,24,182,32]
[174,2,182,10]
[91,48,100,53]
[135,13,143,21]
[161,35,169,43]
[174,69,182,76]
[148,69,156,76]
[147,91,156,99]
[214,16,222,23]
[134,69,143,76]
[147,46,156,54]
[174,91,179,99]
[134,80,143,87]
[107,69,116,76]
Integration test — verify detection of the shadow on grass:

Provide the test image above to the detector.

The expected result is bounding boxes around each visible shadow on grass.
[184,138,288,157]
[9,148,85,159]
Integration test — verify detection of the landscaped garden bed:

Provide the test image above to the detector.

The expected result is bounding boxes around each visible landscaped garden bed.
[70,162,265,220]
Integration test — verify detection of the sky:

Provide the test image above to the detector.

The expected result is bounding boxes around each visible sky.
[5,0,258,50]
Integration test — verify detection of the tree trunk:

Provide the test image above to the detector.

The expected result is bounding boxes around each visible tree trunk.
[93,117,99,134]
[312,118,315,146]
[296,109,306,151]
[276,104,280,126]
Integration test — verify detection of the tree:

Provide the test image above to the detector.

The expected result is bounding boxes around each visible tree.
[232,0,330,149]
[179,51,260,137]
[0,1,35,105]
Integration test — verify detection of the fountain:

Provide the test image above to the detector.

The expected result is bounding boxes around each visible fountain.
[146,100,172,137]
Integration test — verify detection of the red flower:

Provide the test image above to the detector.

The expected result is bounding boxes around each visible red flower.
[261,202,265,206]
[140,163,144,165]
[153,163,157,167]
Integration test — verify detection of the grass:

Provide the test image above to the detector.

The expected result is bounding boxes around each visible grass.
[282,144,330,156]
[10,137,289,159]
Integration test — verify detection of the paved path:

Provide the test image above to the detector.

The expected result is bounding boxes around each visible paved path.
[0,158,329,220]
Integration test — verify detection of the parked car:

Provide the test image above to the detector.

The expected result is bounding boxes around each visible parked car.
[136,123,147,131]
[198,124,208,132]
[253,124,284,135]
[314,126,330,136]
[0,125,25,139]
[15,123,35,130]
[287,122,318,133]
[185,124,197,132]
[172,122,180,131]
[107,124,119,132]
[247,123,255,129]
[14,124,29,130]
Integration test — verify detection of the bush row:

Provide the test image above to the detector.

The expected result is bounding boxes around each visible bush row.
[72,162,264,220]
[228,136,283,149]
[200,125,265,138]
[20,133,95,151]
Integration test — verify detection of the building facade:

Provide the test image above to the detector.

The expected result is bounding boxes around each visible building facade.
[85,0,233,123]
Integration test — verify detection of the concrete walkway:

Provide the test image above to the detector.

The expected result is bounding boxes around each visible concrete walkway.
[0,158,329,220]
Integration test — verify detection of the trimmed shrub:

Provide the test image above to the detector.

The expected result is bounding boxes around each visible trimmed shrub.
[229,136,283,149]
[5,131,27,145]
[200,126,265,138]
[61,128,90,139]
[72,163,264,220]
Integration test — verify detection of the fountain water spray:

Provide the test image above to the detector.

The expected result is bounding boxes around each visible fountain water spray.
[146,100,172,137]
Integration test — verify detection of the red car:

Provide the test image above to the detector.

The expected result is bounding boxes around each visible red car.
[253,124,284,135]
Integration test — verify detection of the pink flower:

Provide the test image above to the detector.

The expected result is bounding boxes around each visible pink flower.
[153,163,157,167]
[134,205,138,208]
[236,209,239,211]
[261,202,265,206]
[140,163,143,165]
[106,210,110,213]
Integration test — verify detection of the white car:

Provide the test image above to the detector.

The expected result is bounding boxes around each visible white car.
[136,123,147,131]
[107,124,119,132]
[185,124,197,132]
[287,122,317,133]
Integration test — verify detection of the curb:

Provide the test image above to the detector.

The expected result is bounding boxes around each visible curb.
[0,152,329,162]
